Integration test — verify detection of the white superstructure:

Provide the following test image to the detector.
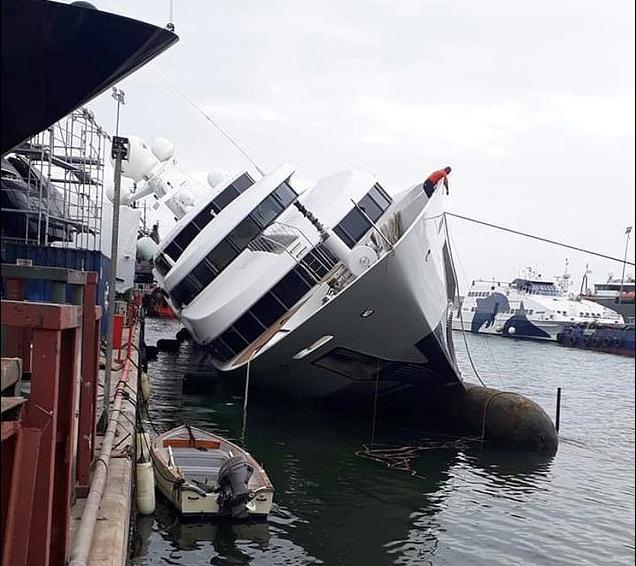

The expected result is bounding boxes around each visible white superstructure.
[123,137,463,403]
[454,270,624,341]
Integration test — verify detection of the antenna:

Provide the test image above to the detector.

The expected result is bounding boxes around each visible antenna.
[167,0,175,31]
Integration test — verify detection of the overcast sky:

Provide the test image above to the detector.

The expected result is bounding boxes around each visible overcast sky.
[86,0,635,292]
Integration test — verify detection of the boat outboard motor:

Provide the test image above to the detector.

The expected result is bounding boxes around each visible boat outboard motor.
[217,455,254,519]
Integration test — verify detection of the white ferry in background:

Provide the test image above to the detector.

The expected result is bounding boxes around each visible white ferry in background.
[454,269,624,341]
[120,136,463,403]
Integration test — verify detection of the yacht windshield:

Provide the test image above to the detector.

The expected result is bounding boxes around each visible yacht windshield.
[511,279,559,296]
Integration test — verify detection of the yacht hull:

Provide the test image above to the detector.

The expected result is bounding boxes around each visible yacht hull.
[217,193,463,402]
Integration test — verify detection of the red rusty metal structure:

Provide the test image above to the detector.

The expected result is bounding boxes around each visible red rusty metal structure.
[1,264,102,566]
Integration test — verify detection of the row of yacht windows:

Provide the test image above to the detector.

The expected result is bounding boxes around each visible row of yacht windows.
[157,179,391,278]
[468,289,561,298]
[469,306,535,315]
[169,182,297,308]
[527,288,558,296]
[161,173,255,265]
[210,245,338,361]
[333,184,392,248]
[522,284,558,296]
[466,306,603,319]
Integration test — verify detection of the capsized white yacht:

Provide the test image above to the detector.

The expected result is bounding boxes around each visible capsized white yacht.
[122,136,463,403]
[454,267,624,341]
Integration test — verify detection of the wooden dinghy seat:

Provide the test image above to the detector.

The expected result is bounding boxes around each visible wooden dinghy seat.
[172,448,230,485]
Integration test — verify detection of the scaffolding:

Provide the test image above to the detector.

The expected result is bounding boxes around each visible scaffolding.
[1,107,109,251]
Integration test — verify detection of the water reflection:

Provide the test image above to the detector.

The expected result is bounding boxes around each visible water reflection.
[132,319,634,566]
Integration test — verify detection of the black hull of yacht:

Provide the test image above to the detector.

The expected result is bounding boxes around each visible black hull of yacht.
[1,0,178,155]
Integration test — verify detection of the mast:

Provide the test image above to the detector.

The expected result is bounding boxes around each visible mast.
[618,226,632,304]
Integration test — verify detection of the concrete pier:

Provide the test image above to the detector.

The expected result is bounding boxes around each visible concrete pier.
[68,326,140,565]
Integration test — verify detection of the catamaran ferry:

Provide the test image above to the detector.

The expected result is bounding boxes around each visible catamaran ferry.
[454,271,623,341]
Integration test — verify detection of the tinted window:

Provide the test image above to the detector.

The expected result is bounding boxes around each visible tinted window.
[336,208,371,246]
[334,184,392,248]
[233,173,254,193]
[222,328,248,354]
[251,292,286,328]
[272,269,311,308]
[155,253,172,277]
[163,241,182,262]
[358,194,383,222]
[301,246,337,279]
[211,186,240,213]
[369,184,392,209]
[252,196,283,228]
[272,182,296,207]
[191,261,216,288]
[333,226,355,248]
[228,216,261,249]
[211,172,255,213]
[192,205,214,229]
[168,179,295,307]
[207,240,238,272]
[211,338,234,361]
[171,275,202,307]
[234,311,265,343]
[174,222,199,250]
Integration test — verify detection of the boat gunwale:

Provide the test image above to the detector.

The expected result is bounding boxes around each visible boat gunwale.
[151,425,274,492]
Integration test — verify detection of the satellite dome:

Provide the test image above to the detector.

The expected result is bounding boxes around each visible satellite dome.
[105,181,131,204]
[175,190,195,208]
[117,135,158,183]
[207,170,225,188]
[137,236,159,261]
[151,137,175,162]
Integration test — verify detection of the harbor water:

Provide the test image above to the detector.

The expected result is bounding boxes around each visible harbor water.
[131,319,635,566]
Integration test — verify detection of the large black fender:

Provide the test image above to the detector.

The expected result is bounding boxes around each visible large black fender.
[452,383,558,454]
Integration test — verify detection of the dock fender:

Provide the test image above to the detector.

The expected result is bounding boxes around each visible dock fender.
[454,383,558,454]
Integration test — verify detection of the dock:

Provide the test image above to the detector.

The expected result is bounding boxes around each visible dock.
[1,263,144,566]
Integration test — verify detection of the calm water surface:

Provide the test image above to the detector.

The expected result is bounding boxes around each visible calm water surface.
[131,319,635,565]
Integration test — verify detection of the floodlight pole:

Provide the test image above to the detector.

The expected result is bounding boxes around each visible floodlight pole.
[618,227,632,305]
[101,87,128,423]
[101,135,129,422]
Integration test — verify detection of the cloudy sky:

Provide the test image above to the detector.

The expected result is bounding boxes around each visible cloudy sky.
[87,0,634,292]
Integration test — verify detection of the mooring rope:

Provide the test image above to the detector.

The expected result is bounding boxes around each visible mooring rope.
[480,391,520,441]
[446,212,635,266]
[369,359,382,446]
[356,437,480,478]
[443,213,487,387]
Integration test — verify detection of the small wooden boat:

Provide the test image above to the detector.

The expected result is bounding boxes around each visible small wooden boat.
[150,424,274,519]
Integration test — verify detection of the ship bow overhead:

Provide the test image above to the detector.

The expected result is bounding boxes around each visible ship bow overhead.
[1,0,178,155]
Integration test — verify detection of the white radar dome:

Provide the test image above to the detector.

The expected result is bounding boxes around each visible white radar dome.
[150,137,175,162]
[105,181,131,205]
[175,190,195,208]
[207,170,226,188]
[117,135,158,183]
[136,236,159,261]
[347,245,378,277]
